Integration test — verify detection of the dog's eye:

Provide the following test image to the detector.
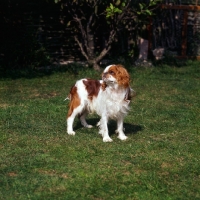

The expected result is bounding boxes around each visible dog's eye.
[109,71,115,75]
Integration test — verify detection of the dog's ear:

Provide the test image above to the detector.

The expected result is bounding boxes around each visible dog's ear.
[111,65,130,87]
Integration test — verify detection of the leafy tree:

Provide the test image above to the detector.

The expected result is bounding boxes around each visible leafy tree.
[55,0,160,70]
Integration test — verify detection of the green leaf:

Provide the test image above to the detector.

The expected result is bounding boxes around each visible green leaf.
[106,7,110,12]
[150,1,157,6]
[139,3,143,10]
[145,10,152,15]
[106,13,111,18]
[150,0,161,6]
[114,8,122,13]
[110,3,114,10]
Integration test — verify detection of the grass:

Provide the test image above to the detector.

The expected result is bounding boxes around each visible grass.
[0,61,200,199]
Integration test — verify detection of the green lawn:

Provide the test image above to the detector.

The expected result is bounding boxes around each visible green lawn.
[0,61,200,199]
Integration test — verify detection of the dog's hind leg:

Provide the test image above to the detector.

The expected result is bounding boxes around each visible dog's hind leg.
[67,85,85,135]
[67,105,84,135]
[79,110,93,128]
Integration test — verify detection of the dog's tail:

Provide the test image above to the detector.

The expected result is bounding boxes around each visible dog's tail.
[64,85,76,101]
[64,94,71,101]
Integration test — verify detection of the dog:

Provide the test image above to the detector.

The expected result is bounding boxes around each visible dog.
[66,64,133,142]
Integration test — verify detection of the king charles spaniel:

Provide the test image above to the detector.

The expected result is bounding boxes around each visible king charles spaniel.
[66,64,132,142]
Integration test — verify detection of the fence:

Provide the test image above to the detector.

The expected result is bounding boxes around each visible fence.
[151,4,200,59]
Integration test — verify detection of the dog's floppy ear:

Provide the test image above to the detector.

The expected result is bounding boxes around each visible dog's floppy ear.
[116,65,130,87]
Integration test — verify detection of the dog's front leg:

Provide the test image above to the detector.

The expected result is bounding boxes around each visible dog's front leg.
[116,116,128,141]
[99,116,113,142]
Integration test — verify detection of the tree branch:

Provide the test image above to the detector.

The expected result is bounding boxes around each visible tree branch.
[74,36,89,61]
[73,15,87,41]
[95,29,116,63]
[95,45,112,64]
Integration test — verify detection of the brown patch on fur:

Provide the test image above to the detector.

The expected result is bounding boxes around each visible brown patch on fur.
[106,65,130,87]
[67,86,80,118]
[83,79,101,100]
[101,82,107,91]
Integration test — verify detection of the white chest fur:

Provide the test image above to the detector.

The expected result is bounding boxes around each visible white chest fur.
[89,86,130,119]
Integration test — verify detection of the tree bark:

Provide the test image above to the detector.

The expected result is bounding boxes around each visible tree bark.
[86,14,95,59]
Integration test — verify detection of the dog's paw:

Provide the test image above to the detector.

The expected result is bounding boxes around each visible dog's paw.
[118,135,128,141]
[103,137,113,142]
[67,131,76,135]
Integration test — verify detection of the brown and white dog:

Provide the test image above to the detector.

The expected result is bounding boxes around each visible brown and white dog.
[66,64,132,142]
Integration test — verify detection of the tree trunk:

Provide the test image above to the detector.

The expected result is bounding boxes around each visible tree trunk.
[86,23,101,70]
[87,59,100,71]
[86,23,95,60]
[93,62,101,71]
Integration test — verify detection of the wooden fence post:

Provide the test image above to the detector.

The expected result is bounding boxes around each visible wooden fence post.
[182,10,188,57]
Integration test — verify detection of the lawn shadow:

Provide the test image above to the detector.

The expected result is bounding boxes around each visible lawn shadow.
[0,63,96,79]
[107,121,143,136]
[123,122,143,135]
[73,117,143,136]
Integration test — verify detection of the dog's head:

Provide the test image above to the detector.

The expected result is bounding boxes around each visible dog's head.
[102,64,130,88]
